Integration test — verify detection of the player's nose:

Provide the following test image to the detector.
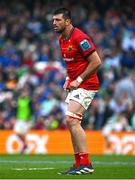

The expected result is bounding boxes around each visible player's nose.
[52,19,56,25]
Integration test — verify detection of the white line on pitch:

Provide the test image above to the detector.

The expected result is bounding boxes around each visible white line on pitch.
[12,167,54,171]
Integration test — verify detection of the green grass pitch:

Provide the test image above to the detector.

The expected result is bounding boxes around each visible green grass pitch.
[0,154,135,179]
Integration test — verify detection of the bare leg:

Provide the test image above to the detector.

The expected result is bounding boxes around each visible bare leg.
[66,100,88,153]
[17,134,27,153]
[67,119,88,152]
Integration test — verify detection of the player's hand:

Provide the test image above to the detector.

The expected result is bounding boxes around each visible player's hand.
[69,80,81,90]
[63,79,71,91]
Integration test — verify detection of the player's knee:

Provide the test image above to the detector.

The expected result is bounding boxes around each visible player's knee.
[65,117,78,128]
[65,111,82,129]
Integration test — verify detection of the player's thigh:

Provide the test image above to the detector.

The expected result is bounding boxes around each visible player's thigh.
[67,100,85,114]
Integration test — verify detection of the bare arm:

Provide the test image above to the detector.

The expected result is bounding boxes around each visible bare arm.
[70,51,102,89]
[79,51,102,80]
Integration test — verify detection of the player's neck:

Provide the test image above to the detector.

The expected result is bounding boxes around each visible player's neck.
[62,25,74,40]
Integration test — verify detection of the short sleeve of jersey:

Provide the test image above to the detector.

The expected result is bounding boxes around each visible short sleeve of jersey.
[75,34,96,59]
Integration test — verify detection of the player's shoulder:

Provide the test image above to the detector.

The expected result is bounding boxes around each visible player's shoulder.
[72,27,89,40]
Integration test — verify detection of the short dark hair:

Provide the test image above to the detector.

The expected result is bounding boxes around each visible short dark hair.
[53,7,71,20]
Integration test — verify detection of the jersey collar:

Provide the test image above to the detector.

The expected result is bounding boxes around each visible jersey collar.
[62,27,75,40]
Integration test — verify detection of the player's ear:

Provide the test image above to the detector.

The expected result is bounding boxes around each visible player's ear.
[65,19,71,25]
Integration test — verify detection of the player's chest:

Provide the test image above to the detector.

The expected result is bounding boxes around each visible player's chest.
[60,40,78,62]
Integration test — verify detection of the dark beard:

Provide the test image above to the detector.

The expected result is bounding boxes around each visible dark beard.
[56,26,65,34]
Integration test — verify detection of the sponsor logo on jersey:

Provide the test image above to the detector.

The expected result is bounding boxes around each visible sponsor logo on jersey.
[80,39,91,51]
[68,45,73,51]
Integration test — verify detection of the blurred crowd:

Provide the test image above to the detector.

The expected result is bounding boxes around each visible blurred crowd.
[0,0,135,131]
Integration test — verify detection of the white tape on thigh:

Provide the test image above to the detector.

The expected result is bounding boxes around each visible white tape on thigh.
[66,111,82,120]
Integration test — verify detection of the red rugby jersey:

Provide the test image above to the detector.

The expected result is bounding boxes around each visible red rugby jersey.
[59,27,100,90]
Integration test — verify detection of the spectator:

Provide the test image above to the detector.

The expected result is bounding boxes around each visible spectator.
[14,88,33,153]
